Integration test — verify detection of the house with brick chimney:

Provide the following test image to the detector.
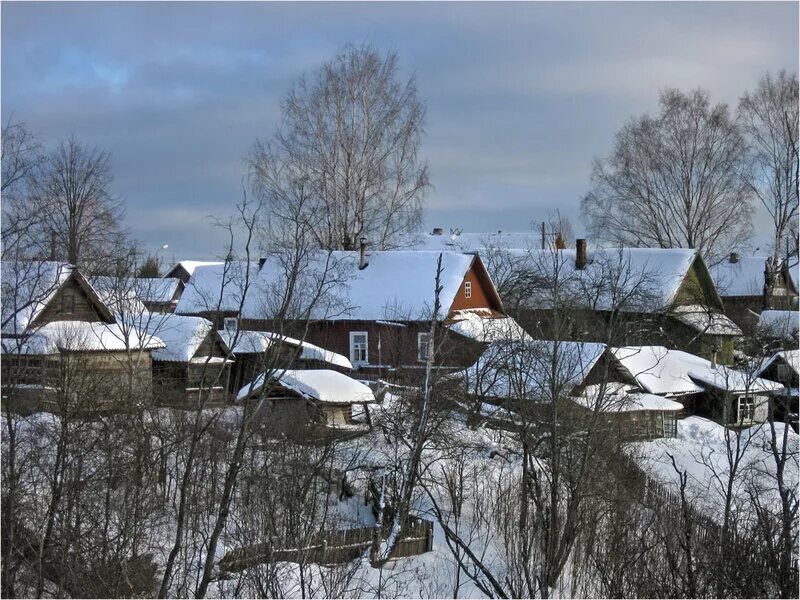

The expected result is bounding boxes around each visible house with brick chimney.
[482,241,742,364]
[176,249,524,382]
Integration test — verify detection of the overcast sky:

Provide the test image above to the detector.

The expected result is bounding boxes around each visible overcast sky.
[3,2,798,260]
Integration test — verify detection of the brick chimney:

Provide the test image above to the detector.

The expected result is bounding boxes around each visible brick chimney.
[575,239,587,270]
[729,252,739,264]
[359,238,369,270]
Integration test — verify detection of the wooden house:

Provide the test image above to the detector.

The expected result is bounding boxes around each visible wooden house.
[177,250,520,383]
[237,369,375,437]
[611,346,784,428]
[711,254,798,334]
[139,314,233,407]
[755,349,799,430]
[495,242,742,364]
[1,261,162,412]
[460,339,682,439]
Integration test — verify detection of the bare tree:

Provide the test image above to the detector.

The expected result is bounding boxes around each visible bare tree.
[252,43,429,251]
[1,118,45,256]
[582,88,754,262]
[32,136,127,271]
[739,71,799,262]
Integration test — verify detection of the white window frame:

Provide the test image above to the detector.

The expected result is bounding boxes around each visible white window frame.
[464,280,472,299]
[349,331,369,366]
[737,396,755,424]
[417,332,433,362]
[223,317,238,332]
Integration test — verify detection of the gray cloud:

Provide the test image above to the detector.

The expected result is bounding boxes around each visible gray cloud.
[3,2,797,259]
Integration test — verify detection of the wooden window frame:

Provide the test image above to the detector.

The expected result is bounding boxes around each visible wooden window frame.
[464,280,472,299]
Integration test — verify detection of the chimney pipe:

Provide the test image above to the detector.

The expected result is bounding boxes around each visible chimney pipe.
[729,252,739,264]
[359,238,368,270]
[432,227,443,236]
[575,239,587,269]
[49,231,57,261]
[711,350,717,369]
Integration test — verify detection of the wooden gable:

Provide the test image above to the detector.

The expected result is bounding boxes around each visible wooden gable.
[165,264,192,284]
[191,330,230,361]
[575,350,638,391]
[448,255,504,314]
[671,255,724,312]
[31,271,115,329]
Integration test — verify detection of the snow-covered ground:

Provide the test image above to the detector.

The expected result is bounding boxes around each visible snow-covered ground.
[632,416,799,525]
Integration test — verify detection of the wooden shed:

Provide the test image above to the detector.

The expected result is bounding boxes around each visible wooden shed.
[237,369,375,437]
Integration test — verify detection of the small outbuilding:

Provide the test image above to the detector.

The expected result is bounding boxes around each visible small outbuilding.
[237,369,375,435]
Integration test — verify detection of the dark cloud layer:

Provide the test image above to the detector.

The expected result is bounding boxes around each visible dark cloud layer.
[3,2,798,259]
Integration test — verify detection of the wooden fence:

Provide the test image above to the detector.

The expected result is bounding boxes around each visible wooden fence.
[219,517,433,573]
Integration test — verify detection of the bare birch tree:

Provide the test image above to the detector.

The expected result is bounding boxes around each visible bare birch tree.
[582,88,754,262]
[251,44,429,251]
[31,136,127,271]
[739,70,799,261]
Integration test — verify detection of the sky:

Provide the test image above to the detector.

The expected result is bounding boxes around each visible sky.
[3,2,798,260]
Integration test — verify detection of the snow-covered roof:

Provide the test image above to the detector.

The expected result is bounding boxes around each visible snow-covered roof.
[574,382,684,412]
[89,276,149,316]
[496,247,702,313]
[132,278,181,304]
[671,304,742,337]
[137,314,220,362]
[612,346,783,396]
[178,251,483,322]
[462,339,606,400]
[249,250,478,321]
[710,256,769,297]
[237,369,375,404]
[168,260,224,277]
[756,349,800,378]
[219,330,352,369]
[1,320,165,355]
[757,310,799,339]
[447,309,531,343]
[1,261,74,334]
[175,261,260,315]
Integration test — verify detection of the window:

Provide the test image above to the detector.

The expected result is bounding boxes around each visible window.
[663,411,677,438]
[349,331,368,365]
[464,281,472,299]
[223,317,238,332]
[738,396,756,423]
[776,364,790,381]
[418,332,433,362]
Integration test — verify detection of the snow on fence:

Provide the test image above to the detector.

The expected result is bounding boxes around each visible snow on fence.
[218,517,433,573]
